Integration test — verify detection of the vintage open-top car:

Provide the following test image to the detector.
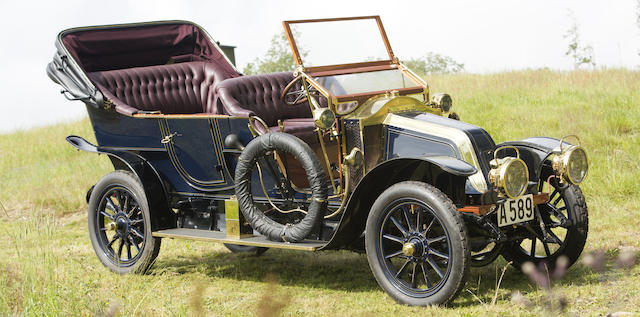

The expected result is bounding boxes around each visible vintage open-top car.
[47,16,589,306]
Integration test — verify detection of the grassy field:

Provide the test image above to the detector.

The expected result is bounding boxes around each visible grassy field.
[1,69,639,316]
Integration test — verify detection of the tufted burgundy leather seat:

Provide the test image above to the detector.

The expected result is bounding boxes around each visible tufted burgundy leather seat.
[88,61,235,115]
[215,72,319,144]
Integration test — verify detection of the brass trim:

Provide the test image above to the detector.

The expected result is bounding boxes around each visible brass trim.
[133,113,235,119]
[382,114,488,192]
[248,116,268,136]
[402,242,416,256]
[224,197,252,239]
[282,16,395,69]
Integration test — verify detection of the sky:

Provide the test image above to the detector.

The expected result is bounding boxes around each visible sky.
[0,0,638,133]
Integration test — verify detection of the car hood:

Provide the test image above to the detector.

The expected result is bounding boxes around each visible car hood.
[382,111,495,193]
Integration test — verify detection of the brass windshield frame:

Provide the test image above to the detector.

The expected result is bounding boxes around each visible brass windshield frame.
[283,16,429,111]
[283,15,395,72]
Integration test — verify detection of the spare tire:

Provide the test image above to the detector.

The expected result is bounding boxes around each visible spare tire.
[234,132,328,242]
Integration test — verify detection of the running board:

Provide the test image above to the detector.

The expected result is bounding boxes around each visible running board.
[152,228,326,251]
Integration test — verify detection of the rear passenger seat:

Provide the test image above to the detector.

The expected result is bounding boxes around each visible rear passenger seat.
[87,61,234,115]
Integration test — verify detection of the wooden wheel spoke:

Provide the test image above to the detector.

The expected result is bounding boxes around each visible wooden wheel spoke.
[385,250,404,259]
[411,262,418,288]
[390,216,409,237]
[107,235,119,248]
[415,208,422,232]
[542,240,551,256]
[105,198,119,213]
[395,259,411,278]
[547,230,564,244]
[126,241,132,260]
[128,236,141,252]
[129,218,144,225]
[117,239,124,259]
[427,235,446,244]
[530,237,537,256]
[383,234,404,244]
[422,218,435,236]
[427,257,444,278]
[420,263,432,289]
[100,210,115,220]
[130,227,144,239]
[402,206,414,232]
[127,204,138,218]
[429,248,449,260]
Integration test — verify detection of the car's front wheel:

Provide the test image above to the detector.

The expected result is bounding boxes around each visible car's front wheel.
[365,181,469,306]
[501,176,588,270]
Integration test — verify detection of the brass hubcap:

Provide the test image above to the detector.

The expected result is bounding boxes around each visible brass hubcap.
[402,242,417,256]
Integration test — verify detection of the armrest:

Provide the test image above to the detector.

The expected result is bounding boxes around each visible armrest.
[214,86,256,118]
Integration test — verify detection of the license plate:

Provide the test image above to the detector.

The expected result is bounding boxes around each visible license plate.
[497,194,534,227]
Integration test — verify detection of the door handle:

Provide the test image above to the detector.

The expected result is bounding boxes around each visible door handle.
[161,132,179,144]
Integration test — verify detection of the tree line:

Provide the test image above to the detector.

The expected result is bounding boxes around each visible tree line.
[244,7,640,75]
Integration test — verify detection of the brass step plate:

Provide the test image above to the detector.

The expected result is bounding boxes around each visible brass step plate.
[152,228,327,251]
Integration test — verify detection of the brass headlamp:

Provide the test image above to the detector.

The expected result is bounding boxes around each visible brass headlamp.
[305,81,335,130]
[312,106,336,130]
[431,93,452,112]
[489,146,529,199]
[552,135,588,184]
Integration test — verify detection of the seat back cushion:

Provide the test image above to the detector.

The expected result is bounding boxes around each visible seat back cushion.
[88,61,231,115]
[215,72,312,126]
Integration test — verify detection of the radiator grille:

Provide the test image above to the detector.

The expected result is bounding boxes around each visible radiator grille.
[344,120,363,191]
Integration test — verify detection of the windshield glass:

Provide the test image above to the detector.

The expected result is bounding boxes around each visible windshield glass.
[287,17,391,67]
[314,69,418,96]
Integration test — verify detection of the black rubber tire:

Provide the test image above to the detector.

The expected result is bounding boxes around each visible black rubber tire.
[234,132,328,243]
[501,184,588,270]
[223,244,269,256]
[365,181,469,306]
[88,171,161,274]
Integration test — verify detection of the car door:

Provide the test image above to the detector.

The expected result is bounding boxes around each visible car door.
[160,117,228,190]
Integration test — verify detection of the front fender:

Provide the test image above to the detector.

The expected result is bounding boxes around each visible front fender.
[320,156,472,250]
[497,136,572,182]
[66,135,176,230]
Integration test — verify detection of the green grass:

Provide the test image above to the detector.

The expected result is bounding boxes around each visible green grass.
[1,69,639,316]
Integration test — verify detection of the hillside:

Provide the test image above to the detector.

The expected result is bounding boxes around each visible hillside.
[0,69,639,315]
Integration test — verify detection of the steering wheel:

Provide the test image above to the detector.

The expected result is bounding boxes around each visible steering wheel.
[281,75,320,106]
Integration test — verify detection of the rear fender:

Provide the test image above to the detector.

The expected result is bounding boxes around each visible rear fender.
[67,135,176,230]
[321,156,475,250]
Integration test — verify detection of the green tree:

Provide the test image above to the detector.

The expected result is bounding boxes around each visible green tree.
[564,10,595,69]
[243,31,299,75]
[403,52,464,75]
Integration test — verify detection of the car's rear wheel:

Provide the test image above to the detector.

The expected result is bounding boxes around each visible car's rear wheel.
[88,171,161,274]
[365,181,469,306]
[501,176,588,270]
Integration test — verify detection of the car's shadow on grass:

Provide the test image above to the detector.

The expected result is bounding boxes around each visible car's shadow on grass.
[152,246,601,306]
